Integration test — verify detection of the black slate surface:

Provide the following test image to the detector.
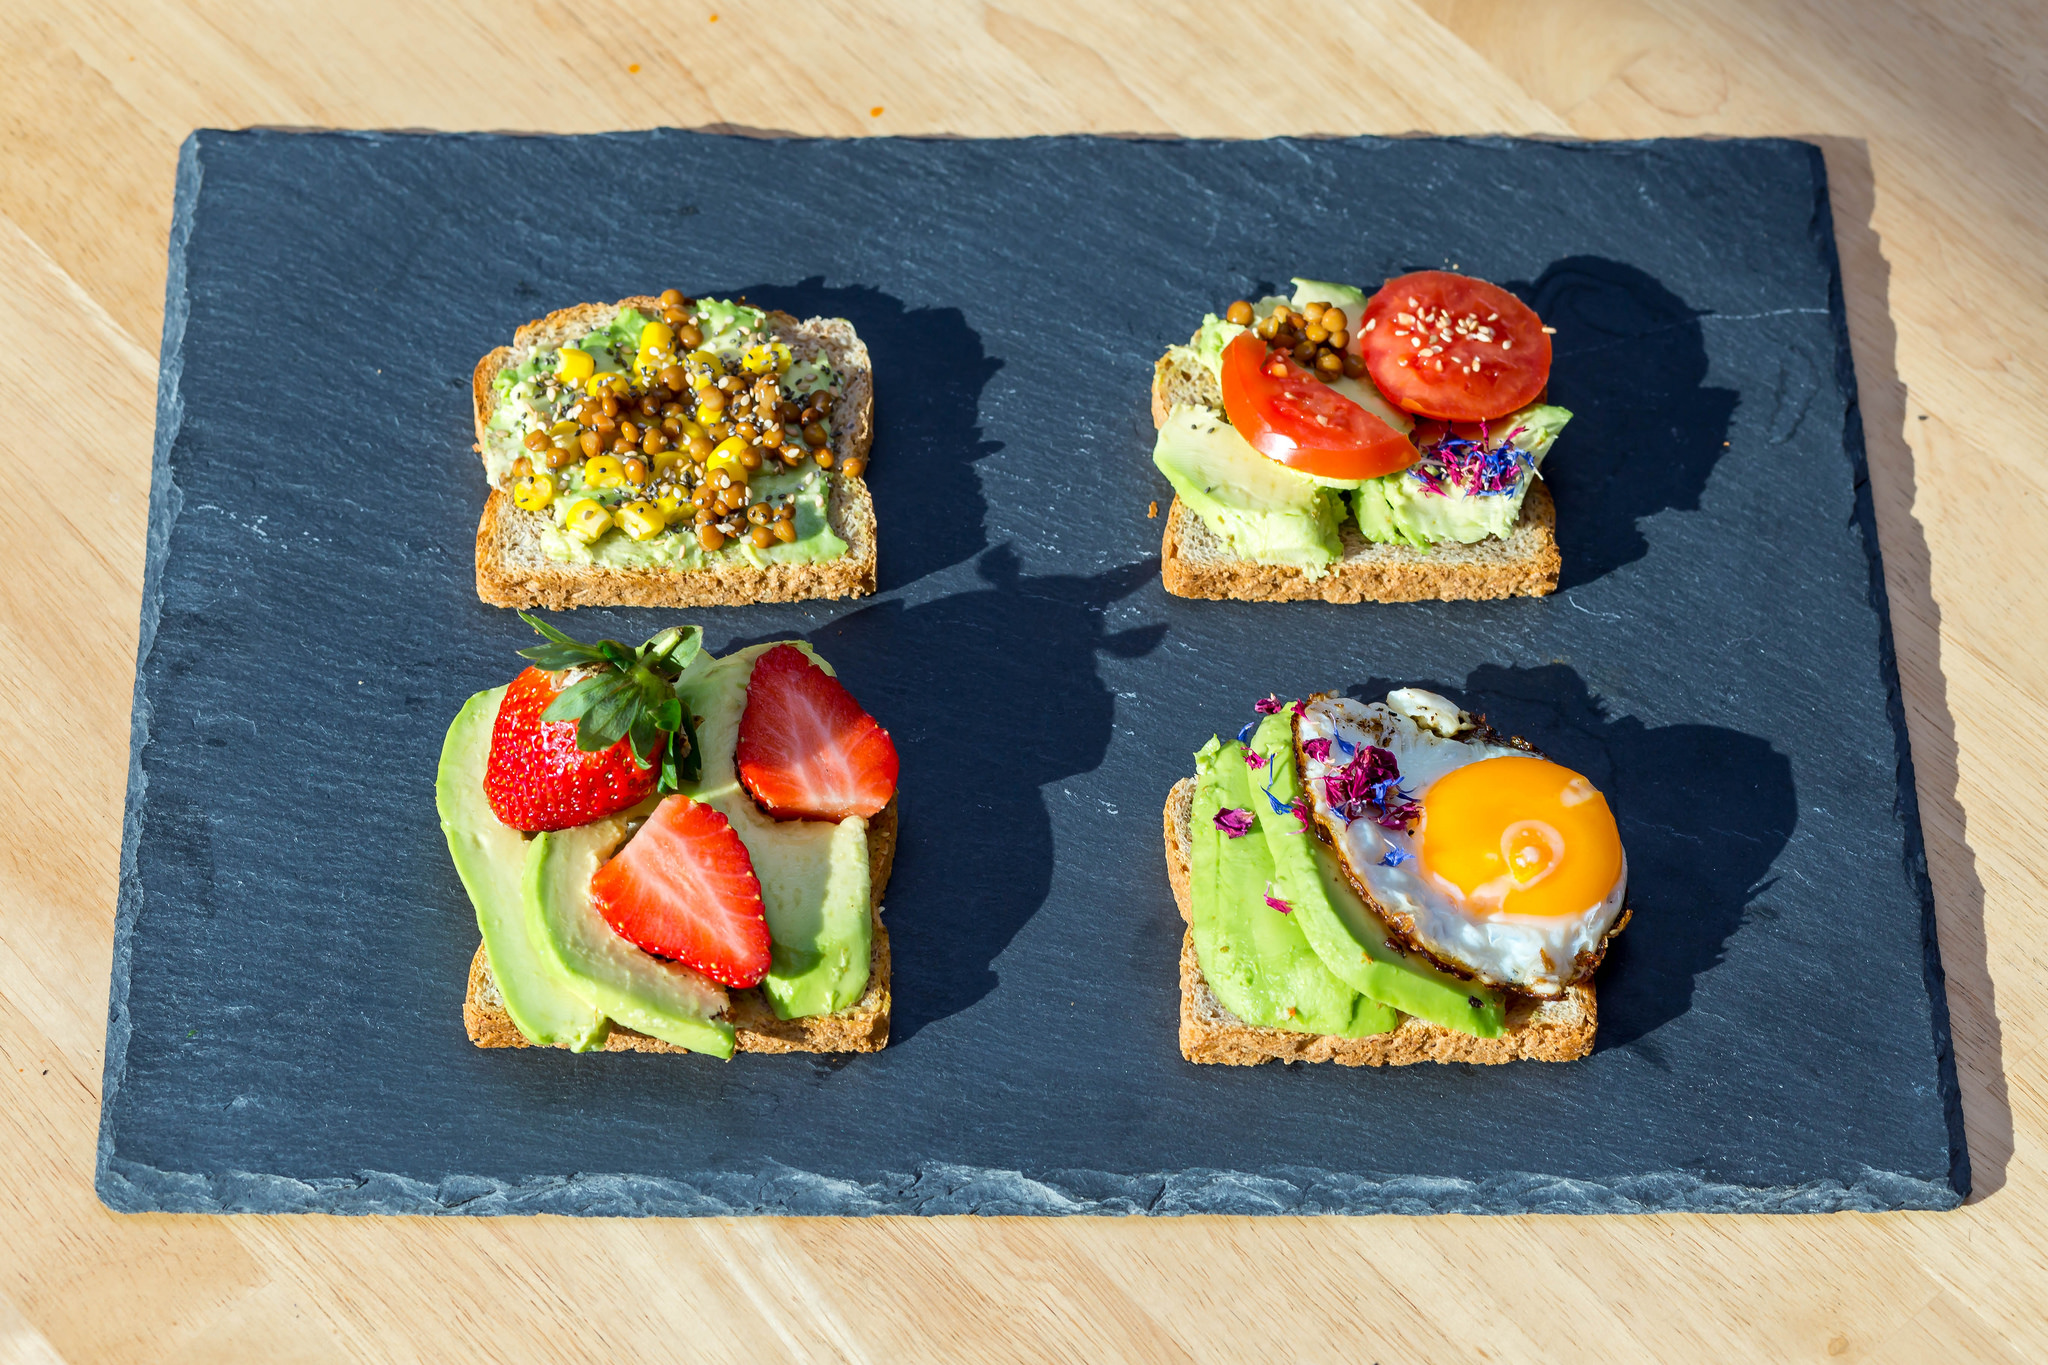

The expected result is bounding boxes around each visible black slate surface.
[99,130,1965,1215]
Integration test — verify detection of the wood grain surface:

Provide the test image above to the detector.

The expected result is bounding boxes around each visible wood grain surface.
[4,2,2044,1360]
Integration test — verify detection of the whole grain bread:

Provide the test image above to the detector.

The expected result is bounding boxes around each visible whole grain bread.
[464,798,898,1055]
[1150,349,1560,604]
[1161,778,1595,1065]
[472,297,877,610]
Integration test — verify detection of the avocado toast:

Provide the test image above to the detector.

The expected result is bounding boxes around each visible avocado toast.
[1163,690,1629,1065]
[439,617,901,1057]
[473,291,876,609]
[1151,273,1568,602]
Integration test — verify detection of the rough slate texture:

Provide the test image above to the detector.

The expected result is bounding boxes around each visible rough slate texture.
[99,131,1965,1216]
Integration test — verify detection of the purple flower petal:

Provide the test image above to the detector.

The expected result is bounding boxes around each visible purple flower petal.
[1254,695,1284,715]
[1213,807,1254,839]
[1291,699,1307,717]
[1243,750,1267,771]
[1263,882,1293,915]
[1302,737,1332,764]
[1290,797,1314,832]
[1320,745,1419,829]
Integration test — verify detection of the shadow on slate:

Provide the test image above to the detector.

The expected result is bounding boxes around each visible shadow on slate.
[1365,664,1799,1052]
[1513,258,1740,592]
[732,546,1167,1041]
[734,277,1004,589]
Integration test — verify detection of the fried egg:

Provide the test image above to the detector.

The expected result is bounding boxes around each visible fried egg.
[1295,689,1627,997]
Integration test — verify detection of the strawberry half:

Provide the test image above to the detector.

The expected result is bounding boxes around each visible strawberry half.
[482,615,703,832]
[484,667,663,831]
[736,644,899,821]
[589,795,771,988]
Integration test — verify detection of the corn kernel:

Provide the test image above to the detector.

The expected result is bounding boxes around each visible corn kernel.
[563,498,613,543]
[556,347,595,382]
[741,344,777,375]
[655,489,690,525]
[770,341,794,374]
[583,454,627,487]
[549,418,580,440]
[651,447,686,477]
[617,499,665,541]
[584,371,627,397]
[512,473,556,511]
[706,436,752,484]
[639,321,675,355]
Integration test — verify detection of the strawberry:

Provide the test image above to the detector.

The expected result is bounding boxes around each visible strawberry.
[589,795,771,988]
[482,615,703,832]
[735,644,899,821]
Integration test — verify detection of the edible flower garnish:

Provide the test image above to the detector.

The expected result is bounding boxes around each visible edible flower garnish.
[1409,423,1533,498]
[1378,847,1413,868]
[1213,807,1255,839]
[1235,719,1258,745]
[1301,737,1333,764]
[1244,749,1267,771]
[1263,882,1293,915]
[1254,695,1285,715]
[1290,797,1314,832]
[1262,784,1292,816]
[1291,699,1307,717]
[1321,745,1420,830]
[1334,733,1357,757]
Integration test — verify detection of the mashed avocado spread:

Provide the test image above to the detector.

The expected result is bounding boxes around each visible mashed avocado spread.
[484,292,855,570]
[1154,278,1570,566]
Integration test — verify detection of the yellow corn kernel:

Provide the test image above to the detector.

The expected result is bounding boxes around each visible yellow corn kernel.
[686,348,723,376]
[549,418,580,440]
[556,347,595,382]
[741,344,777,375]
[512,473,556,511]
[639,321,675,355]
[770,341,794,374]
[673,417,706,443]
[655,489,690,525]
[705,436,752,484]
[617,500,665,542]
[651,446,686,478]
[583,454,626,488]
[584,371,627,397]
[562,498,613,543]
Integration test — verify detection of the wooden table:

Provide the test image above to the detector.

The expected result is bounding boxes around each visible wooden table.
[4,2,2042,1359]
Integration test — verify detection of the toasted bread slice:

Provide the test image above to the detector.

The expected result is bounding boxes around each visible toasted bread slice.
[1150,350,1560,604]
[464,799,898,1055]
[1162,778,1595,1065]
[472,298,877,610]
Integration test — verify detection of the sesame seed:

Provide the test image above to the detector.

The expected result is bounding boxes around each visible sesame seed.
[1487,312,1498,321]
[1542,326,1556,334]
[1502,340,1512,350]
[1408,297,1419,307]
[1434,359,1444,370]
[1364,318,1376,331]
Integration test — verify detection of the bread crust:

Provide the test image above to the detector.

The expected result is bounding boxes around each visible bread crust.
[464,798,898,1055]
[1162,778,1596,1065]
[471,297,877,610]
[1149,352,1560,603]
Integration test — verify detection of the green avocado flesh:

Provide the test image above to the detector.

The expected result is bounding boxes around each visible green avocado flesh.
[436,689,610,1051]
[1189,738,1392,1036]
[1249,714,1505,1036]
[1160,278,1572,560]
[675,643,873,1020]
[527,809,738,1059]
[1153,407,1346,571]
[483,296,849,572]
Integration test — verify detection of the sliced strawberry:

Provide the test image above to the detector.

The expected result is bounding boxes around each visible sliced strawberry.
[484,667,662,831]
[735,644,899,821]
[589,795,771,988]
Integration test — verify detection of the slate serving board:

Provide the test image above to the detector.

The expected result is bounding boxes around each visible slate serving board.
[99,130,1965,1216]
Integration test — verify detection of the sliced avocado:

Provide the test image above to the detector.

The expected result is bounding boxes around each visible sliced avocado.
[1250,713,1506,1036]
[1289,277,1369,317]
[676,643,873,1020]
[436,688,609,1051]
[1153,407,1346,569]
[526,810,737,1058]
[1190,738,1393,1036]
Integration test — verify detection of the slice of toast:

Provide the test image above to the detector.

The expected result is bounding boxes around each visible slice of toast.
[1150,350,1560,603]
[472,297,877,610]
[464,799,898,1055]
[1162,778,1595,1065]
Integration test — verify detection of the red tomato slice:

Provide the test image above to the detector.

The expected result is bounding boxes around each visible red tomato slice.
[1358,271,1550,422]
[1218,332,1417,480]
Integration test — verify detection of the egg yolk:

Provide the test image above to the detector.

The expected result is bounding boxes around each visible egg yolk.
[1415,756,1622,918]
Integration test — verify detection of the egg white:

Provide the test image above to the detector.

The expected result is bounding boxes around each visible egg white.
[1296,690,1627,997]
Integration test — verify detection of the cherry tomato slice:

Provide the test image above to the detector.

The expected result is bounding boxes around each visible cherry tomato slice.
[1357,271,1550,422]
[1218,332,1417,480]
